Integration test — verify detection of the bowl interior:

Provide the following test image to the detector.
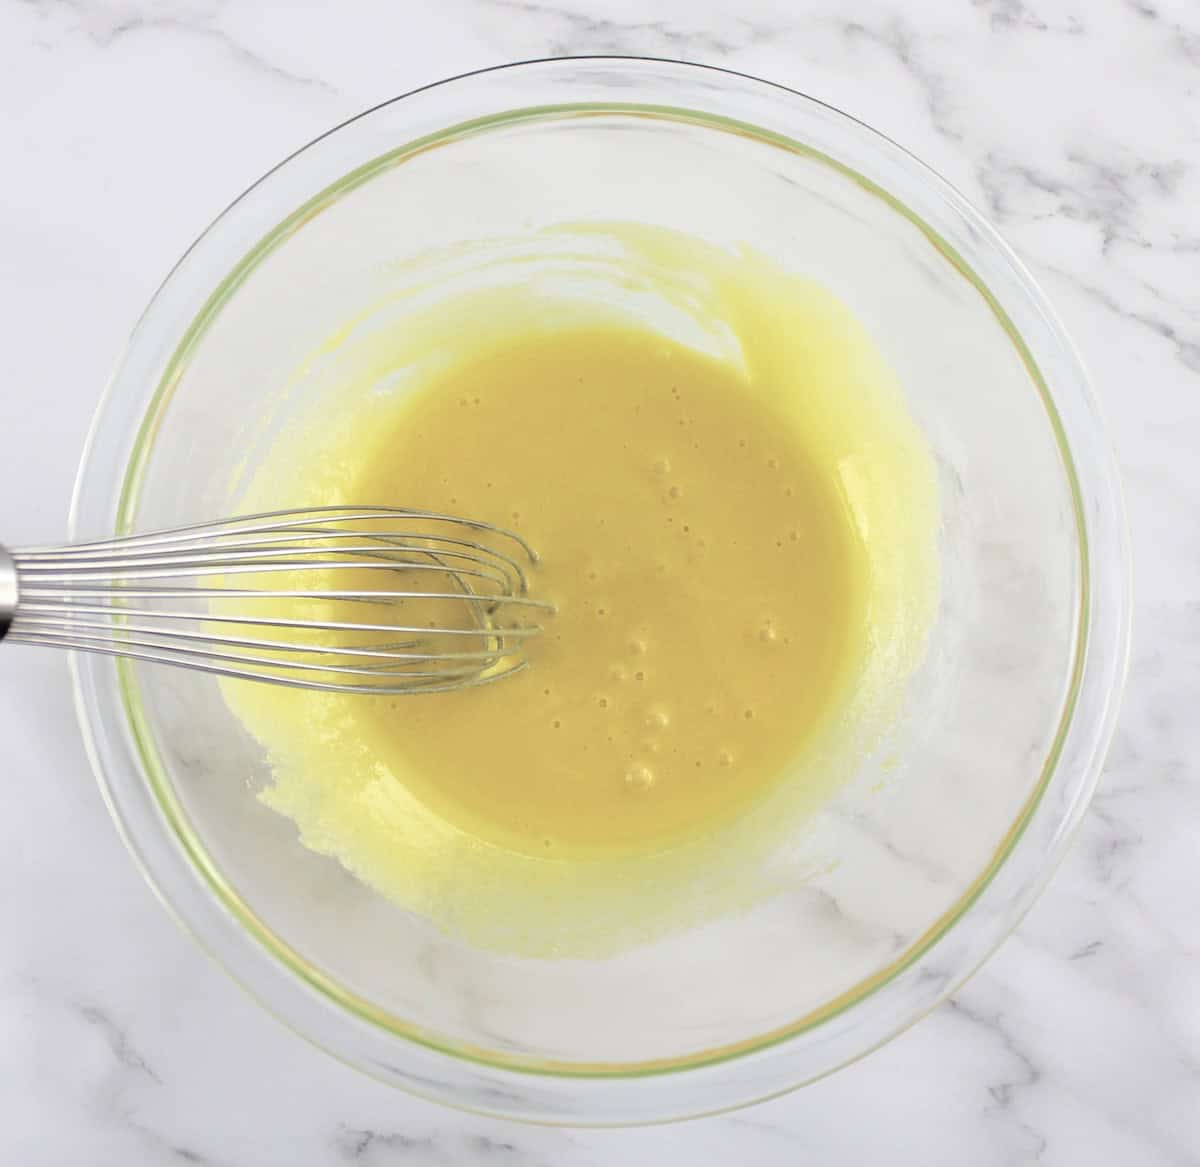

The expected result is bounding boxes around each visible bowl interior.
[114,104,1079,1069]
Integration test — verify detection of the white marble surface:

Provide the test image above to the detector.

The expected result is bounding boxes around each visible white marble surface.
[0,0,1196,1162]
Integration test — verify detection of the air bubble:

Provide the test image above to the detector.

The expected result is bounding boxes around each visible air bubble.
[645,707,670,729]
[625,764,655,791]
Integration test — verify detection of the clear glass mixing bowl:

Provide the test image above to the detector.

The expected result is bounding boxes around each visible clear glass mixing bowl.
[70,58,1130,1124]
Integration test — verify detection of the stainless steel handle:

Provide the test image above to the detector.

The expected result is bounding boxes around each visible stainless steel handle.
[0,544,16,641]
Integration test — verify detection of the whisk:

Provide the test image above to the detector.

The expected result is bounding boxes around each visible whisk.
[0,507,551,694]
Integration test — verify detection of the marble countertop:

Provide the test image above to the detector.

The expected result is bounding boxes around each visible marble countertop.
[1,1,1196,1163]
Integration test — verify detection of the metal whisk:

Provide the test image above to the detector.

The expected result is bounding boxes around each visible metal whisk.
[0,507,551,693]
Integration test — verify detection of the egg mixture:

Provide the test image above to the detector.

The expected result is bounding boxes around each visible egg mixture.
[223,224,938,955]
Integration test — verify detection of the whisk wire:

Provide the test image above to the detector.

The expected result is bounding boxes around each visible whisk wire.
[1,508,550,694]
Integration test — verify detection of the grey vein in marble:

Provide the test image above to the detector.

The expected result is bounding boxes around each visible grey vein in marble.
[76,999,162,1085]
[18,0,337,92]
[336,1126,534,1166]
[475,0,777,59]
[840,15,966,143]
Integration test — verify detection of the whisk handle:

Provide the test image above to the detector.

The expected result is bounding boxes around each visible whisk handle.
[0,545,15,642]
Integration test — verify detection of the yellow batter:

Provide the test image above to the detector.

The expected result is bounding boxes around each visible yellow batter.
[224,224,938,956]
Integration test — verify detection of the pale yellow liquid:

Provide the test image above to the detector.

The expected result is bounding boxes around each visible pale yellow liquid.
[224,224,938,955]
[350,325,865,856]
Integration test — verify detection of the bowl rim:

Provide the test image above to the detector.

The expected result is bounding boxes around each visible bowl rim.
[68,55,1132,1123]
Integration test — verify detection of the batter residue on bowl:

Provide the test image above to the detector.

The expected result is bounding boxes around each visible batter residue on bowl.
[223,223,938,956]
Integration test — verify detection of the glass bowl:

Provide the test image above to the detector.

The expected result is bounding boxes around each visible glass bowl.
[70,57,1130,1124]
